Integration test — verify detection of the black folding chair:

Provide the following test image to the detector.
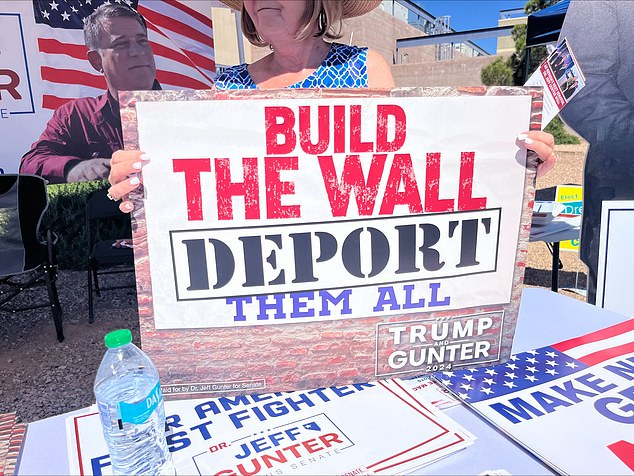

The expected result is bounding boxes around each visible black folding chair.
[0,174,63,342]
[86,188,135,323]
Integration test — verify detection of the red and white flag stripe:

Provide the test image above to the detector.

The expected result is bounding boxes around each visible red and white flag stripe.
[36,0,216,110]
[552,318,634,366]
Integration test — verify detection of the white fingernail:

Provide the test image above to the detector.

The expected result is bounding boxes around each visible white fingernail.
[524,138,534,145]
[140,153,150,161]
[130,176,140,185]
[133,161,142,170]
[517,133,529,140]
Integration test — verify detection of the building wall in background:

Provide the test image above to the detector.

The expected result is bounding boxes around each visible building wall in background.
[497,16,527,57]
[212,5,493,88]
[393,56,498,87]
[212,7,242,68]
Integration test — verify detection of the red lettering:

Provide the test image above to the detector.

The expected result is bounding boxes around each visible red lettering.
[265,106,296,155]
[458,152,487,211]
[379,153,423,215]
[215,157,260,220]
[172,158,211,221]
[349,105,373,153]
[266,104,407,156]
[261,450,288,468]
[301,437,323,454]
[319,154,386,217]
[209,442,228,453]
[319,433,343,447]
[333,105,346,154]
[424,152,454,212]
[283,443,302,458]
[376,104,406,152]
[299,105,329,154]
[235,459,261,476]
[265,156,300,219]
[608,440,634,471]
[0,69,21,100]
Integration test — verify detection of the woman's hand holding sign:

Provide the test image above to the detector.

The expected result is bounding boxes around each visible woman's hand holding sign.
[518,130,557,177]
[107,150,148,212]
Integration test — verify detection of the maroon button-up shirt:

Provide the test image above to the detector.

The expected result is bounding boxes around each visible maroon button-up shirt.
[20,92,123,183]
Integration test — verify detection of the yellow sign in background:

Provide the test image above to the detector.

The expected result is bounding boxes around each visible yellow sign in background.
[555,185,583,251]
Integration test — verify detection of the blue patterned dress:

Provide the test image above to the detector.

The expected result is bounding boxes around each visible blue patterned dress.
[214,42,368,89]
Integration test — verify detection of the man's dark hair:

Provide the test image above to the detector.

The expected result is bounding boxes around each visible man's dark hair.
[84,3,147,50]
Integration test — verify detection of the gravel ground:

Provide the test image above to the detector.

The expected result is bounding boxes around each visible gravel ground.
[0,144,590,424]
[526,143,589,297]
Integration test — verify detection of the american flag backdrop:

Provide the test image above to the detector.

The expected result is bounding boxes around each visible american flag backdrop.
[439,318,634,403]
[32,0,216,111]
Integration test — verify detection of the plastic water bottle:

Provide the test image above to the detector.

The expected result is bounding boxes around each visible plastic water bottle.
[94,329,174,475]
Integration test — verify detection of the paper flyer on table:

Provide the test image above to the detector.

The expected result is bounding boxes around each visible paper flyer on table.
[525,37,585,128]
[120,86,542,396]
[402,375,461,410]
[439,319,634,475]
[66,380,474,476]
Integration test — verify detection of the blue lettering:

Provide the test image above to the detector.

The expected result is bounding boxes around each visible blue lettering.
[374,285,399,312]
[227,296,252,321]
[531,390,573,413]
[228,290,352,321]
[165,414,184,429]
[576,373,618,393]
[229,409,252,429]
[166,431,191,452]
[190,420,214,440]
[490,397,545,424]
[251,436,271,453]
[218,395,251,410]
[403,283,425,309]
[604,357,634,381]
[256,294,285,319]
[595,389,634,424]
[284,393,314,411]
[195,400,222,419]
[319,289,352,316]
[331,385,355,397]
[429,281,450,306]
[291,291,315,318]
[550,379,598,402]
[91,455,110,476]
[374,283,450,311]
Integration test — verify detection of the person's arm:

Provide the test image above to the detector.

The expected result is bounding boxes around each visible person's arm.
[559,1,634,144]
[366,49,395,89]
[20,106,83,183]
[20,104,111,183]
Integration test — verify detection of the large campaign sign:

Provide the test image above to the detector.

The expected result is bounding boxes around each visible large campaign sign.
[121,86,542,397]
[66,379,474,475]
[441,319,634,474]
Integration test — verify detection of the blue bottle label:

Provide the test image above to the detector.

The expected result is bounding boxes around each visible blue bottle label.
[118,380,162,424]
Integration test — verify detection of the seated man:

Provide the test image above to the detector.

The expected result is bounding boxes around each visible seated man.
[20,3,158,183]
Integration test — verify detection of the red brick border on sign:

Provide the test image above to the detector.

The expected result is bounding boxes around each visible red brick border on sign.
[119,86,542,399]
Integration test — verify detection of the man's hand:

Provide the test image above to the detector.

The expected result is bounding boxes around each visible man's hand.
[65,158,111,182]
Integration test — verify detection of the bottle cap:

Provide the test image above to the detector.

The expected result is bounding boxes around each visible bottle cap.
[104,329,133,348]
